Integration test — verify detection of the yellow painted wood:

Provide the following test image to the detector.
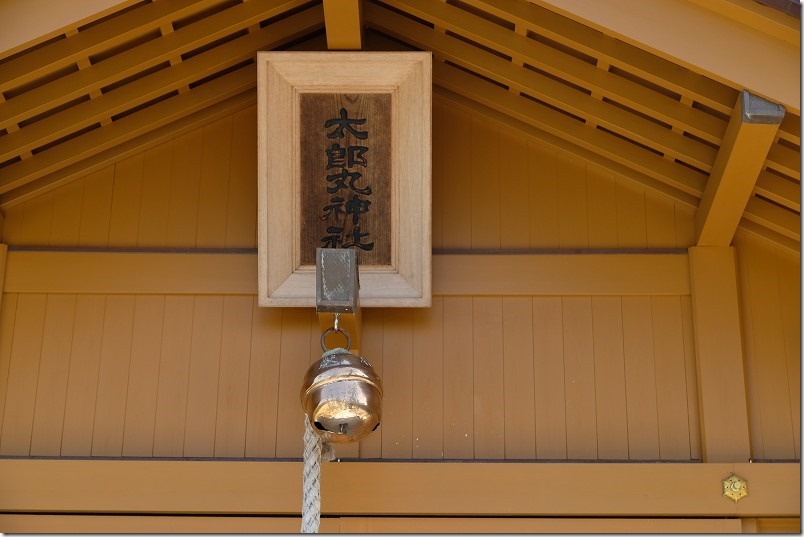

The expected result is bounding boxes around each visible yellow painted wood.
[0,514,341,534]
[675,205,697,248]
[196,115,232,248]
[48,180,84,246]
[776,251,801,459]
[0,293,46,455]
[530,0,799,114]
[370,3,719,169]
[0,92,254,210]
[472,297,504,459]
[0,0,225,94]
[323,0,363,50]
[528,141,560,247]
[432,254,690,296]
[137,142,174,247]
[412,297,444,459]
[615,179,647,247]
[458,0,737,116]
[442,297,474,458]
[0,1,317,131]
[428,86,702,211]
[381,309,414,459]
[470,116,501,248]
[339,516,743,533]
[108,154,145,247]
[685,0,800,46]
[60,295,105,456]
[121,296,164,457]
[225,106,257,248]
[737,219,800,257]
[245,299,282,458]
[586,166,617,248]
[372,0,727,146]
[652,296,692,460]
[622,297,660,459]
[532,297,566,459]
[562,296,597,459]
[357,308,383,459]
[766,143,800,181]
[502,297,535,459]
[4,252,693,297]
[431,102,445,249]
[499,129,529,248]
[166,129,203,247]
[432,61,707,199]
[437,104,472,249]
[214,296,252,457]
[78,167,114,247]
[557,153,588,248]
[2,206,24,244]
[742,197,800,242]
[29,294,76,456]
[739,238,796,459]
[688,246,751,462]
[754,171,800,213]
[0,515,740,533]
[680,295,702,461]
[591,297,628,459]
[152,296,194,457]
[0,292,17,445]
[1,459,797,516]
[756,517,802,533]
[91,295,135,457]
[183,296,224,457]
[0,64,255,196]
[274,308,311,458]
[20,193,54,246]
[0,8,319,164]
[645,189,677,248]
[696,92,783,246]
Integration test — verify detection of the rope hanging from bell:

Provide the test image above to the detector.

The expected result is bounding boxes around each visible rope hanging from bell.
[300,249,383,533]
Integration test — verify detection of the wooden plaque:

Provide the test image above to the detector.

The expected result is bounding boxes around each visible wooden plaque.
[257,52,432,307]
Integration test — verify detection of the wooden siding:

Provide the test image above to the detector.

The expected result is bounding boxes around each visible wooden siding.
[734,230,801,461]
[0,292,699,461]
[0,96,797,466]
[2,101,695,250]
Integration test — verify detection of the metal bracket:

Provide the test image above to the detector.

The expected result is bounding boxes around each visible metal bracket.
[316,248,361,352]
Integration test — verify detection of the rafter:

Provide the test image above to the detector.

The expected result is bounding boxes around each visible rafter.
[323,0,363,50]
[695,90,784,246]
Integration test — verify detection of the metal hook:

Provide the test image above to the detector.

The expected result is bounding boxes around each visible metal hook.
[320,313,350,351]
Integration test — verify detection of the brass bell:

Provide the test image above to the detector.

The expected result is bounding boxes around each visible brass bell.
[300,348,383,443]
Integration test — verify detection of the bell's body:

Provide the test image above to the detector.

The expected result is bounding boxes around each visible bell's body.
[300,349,382,443]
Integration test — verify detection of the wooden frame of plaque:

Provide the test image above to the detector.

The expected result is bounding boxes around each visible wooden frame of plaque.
[257,51,431,307]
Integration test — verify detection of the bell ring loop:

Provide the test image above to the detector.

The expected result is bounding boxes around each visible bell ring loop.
[320,326,351,352]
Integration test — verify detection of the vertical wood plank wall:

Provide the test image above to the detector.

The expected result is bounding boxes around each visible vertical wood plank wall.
[3,103,694,250]
[734,230,801,461]
[0,101,797,463]
[0,294,700,461]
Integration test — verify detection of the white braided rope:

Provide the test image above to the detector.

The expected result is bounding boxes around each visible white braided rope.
[301,391,336,532]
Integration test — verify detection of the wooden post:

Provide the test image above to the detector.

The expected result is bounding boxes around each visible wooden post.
[688,246,751,462]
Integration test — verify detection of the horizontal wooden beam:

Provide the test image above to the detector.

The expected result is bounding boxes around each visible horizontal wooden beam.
[3,250,691,296]
[530,0,801,114]
[461,0,737,116]
[0,514,745,533]
[0,459,798,517]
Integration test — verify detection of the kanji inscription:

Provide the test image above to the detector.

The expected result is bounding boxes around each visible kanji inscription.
[300,93,391,266]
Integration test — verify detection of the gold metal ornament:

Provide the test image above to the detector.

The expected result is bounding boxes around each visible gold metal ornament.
[722,474,748,502]
[300,348,383,443]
